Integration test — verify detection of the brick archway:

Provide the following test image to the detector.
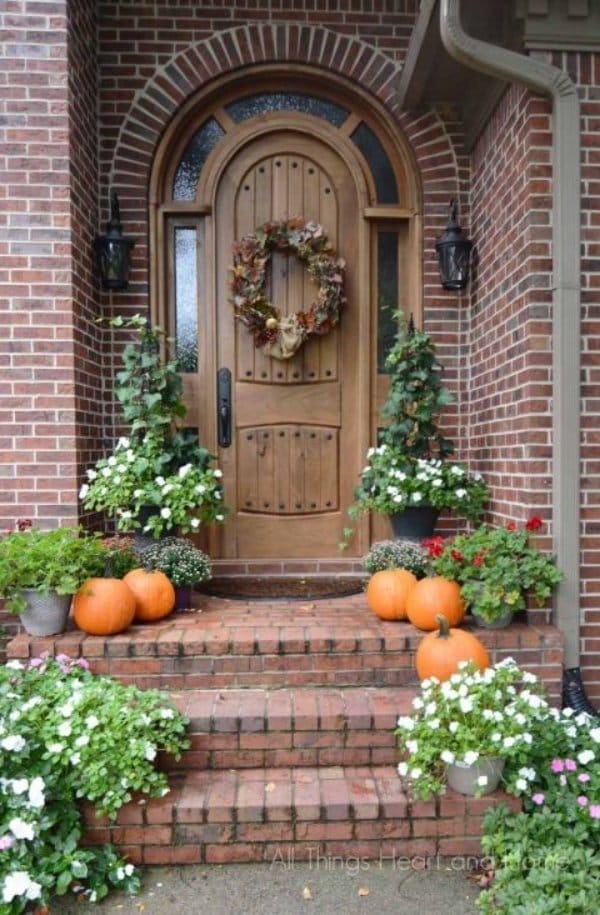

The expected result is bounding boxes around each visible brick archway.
[109,23,463,232]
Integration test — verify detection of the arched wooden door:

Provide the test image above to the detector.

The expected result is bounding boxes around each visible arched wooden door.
[214,131,363,559]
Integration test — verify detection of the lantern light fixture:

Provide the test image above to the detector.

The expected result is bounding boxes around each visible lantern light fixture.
[94,192,136,291]
[435,199,473,291]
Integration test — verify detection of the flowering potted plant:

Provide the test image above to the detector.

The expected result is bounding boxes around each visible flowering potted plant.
[0,653,189,910]
[79,315,227,541]
[0,526,106,635]
[361,538,428,578]
[140,537,212,609]
[395,658,551,800]
[425,517,563,626]
[346,317,488,542]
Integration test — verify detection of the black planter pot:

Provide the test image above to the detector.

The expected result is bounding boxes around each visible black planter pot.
[130,506,176,553]
[389,506,439,541]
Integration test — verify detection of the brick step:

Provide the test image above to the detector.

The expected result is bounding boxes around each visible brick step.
[165,686,414,770]
[6,595,564,700]
[83,764,521,866]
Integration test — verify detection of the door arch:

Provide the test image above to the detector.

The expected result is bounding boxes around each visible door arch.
[150,71,422,561]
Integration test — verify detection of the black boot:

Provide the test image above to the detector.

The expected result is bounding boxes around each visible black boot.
[562,667,599,717]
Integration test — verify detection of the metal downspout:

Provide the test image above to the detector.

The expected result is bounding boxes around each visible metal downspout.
[440,0,581,670]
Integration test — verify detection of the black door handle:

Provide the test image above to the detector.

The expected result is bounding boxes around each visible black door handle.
[217,368,232,447]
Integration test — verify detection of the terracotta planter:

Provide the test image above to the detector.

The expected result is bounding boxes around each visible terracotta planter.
[18,590,72,637]
[446,756,505,796]
[389,506,439,542]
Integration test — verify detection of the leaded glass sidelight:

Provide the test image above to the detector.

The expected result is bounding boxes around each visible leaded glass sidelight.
[377,231,400,372]
[174,226,199,372]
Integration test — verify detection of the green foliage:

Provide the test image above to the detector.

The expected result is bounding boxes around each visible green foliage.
[0,528,106,614]
[349,451,489,524]
[428,518,563,623]
[80,315,227,538]
[395,659,551,801]
[0,654,189,912]
[141,537,212,588]
[361,539,428,578]
[380,315,455,460]
[100,536,139,578]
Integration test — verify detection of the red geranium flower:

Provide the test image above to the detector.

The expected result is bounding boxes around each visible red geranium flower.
[422,536,445,558]
[525,516,544,532]
[473,553,485,567]
[451,550,464,562]
[506,521,517,532]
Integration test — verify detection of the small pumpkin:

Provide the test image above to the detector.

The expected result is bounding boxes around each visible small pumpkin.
[123,568,175,622]
[406,576,465,630]
[72,577,136,636]
[366,568,417,621]
[415,614,491,681]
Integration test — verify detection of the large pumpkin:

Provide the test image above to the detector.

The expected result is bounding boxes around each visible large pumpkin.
[415,614,491,681]
[123,569,175,622]
[72,578,136,636]
[366,569,417,621]
[406,576,465,630]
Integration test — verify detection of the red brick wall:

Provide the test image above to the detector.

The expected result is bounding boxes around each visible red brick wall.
[0,0,102,532]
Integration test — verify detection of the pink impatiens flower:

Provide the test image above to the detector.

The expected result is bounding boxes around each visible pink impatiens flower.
[550,759,564,773]
[589,805,600,820]
[531,793,545,805]
[577,796,589,807]
[565,759,577,772]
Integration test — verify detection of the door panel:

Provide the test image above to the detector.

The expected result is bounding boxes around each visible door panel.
[215,131,362,559]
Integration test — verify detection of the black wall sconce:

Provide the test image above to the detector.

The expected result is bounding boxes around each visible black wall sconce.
[435,199,473,291]
[94,192,136,290]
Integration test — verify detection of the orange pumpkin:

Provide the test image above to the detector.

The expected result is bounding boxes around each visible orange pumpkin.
[123,568,175,622]
[415,614,491,681]
[406,576,465,630]
[366,569,417,621]
[72,577,136,636]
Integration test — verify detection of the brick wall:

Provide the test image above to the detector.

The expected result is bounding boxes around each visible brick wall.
[1,0,84,530]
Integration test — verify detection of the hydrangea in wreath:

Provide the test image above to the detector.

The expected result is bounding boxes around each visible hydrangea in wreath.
[230,217,346,360]
[79,315,227,539]
[425,517,563,625]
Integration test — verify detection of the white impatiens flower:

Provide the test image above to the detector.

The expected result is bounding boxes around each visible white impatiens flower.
[397,762,409,777]
[9,818,35,841]
[75,735,90,748]
[476,775,489,787]
[463,750,479,766]
[11,779,28,795]
[411,492,423,504]
[578,750,595,765]
[441,750,455,765]
[406,740,419,755]
[455,488,468,499]
[2,871,42,903]
[162,483,174,495]
[216,514,224,522]
[448,721,459,734]
[78,484,89,500]
[86,468,97,481]
[503,736,516,749]
[518,767,536,781]
[160,507,172,519]
[410,767,422,780]
[85,715,99,729]
[178,464,192,478]
[47,743,64,754]
[28,777,45,809]
[1,735,25,752]
[144,744,157,761]
[57,722,72,738]
[213,469,223,478]
[515,778,528,792]
[160,708,175,720]
[588,727,600,743]
[459,697,474,714]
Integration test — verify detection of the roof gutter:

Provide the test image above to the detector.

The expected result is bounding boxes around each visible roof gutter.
[440,0,581,667]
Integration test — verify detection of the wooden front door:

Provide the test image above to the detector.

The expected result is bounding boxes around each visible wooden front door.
[214,130,364,559]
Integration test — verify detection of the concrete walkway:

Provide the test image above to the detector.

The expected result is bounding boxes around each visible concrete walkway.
[56,860,481,914]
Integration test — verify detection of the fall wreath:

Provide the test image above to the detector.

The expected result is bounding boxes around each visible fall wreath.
[230,217,346,360]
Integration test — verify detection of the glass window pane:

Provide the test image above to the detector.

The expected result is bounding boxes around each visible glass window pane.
[173,118,226,201]
[377,231,399,373]
[351,122,398,204]
[174,227,198,372]
[226,92,348,127]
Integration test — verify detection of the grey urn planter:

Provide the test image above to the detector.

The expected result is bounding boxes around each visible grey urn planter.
[18,590,72,636]
[446,756,505,796]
